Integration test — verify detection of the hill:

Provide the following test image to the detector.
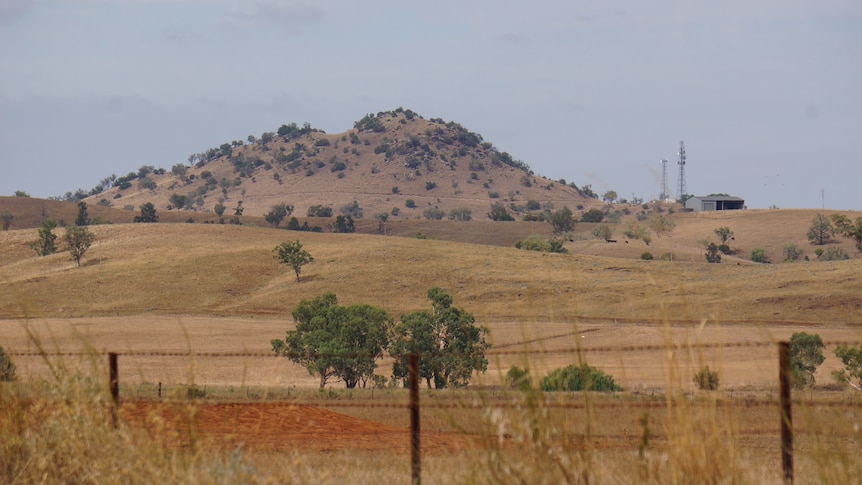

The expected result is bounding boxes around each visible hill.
[79,108,600,220]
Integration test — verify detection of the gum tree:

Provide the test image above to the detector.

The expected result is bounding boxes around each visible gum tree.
[273,240,313,282]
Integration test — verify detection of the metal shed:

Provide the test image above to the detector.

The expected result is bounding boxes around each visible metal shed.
[685,195,745,212]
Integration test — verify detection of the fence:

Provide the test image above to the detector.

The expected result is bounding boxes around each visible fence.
[6,339,862,484]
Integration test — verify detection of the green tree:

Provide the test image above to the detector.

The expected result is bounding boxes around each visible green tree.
[75,201,90,226]
[273,240,314,282]
[213,202,226,220]
[333,215,355,233]
[789,332,825,389]
[602,190,617,204]
[818,246,849,261]
[265,203,293,228]
[31,219,58,256]
[515,235,567,254]
[374,213,388,233]
[547,206,575,233]
[806,214,834,245]
[133,202,158,223]
[271,294,392,389]
[307,205,333,217]
[704,242,722,263]
[693,365,720,390]
[832,345,862,391]
[390,287,490,389]
[581,208,605,223]
[592,224,613,241]
[713,226,734,244]
[540,364,622,392]
[831,214,862,252]
[231,201,244,225]
[448,207,472,221]
[750,248,768,263]
[647,213,675,237]
[487,202,514,221]
[0,345,16,381]
[168,193,189,211]
[63,225,95,267]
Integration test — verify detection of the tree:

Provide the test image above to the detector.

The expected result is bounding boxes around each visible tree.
[75,201,90,226]
[548,206,575,234]
[271,294,392,389]
[390,288,490,389]
[831,214,862,252]
[265,203,293,228]
[750,247,768,263]
[333,215,355,233]
[789,332,825,389]
[169,193,189,211]
[592,224,613,241]
[806,214,834,245]
[63,225,95,267]
[704,242,722,263]
[713,226,734,244]
[31,219,58,256]
[540,364,622,392]
[273,240,314,282]
[581,208,605,223]
[374,213,388,233]
[782,243,803,262]
[602,190,618,205]
[647,213,675,237]
[231,201,244,225]
[133,202,158,223]
[487,202,514,221]
[213,202,227,220]
[0,345,16,381]
[832,345,862,391]
[448,207,472,221]
[0,211,12,231]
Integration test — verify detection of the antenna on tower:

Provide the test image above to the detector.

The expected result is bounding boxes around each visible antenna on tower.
[659,159,669,202]
[676,141,687,202]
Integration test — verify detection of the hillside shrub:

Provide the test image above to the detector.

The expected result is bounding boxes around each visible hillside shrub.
[693,366,720,390]
[783,244,803,262]
[641,252,654,260]
[581,208,604,223]
[339,200,363,219]
[818,246,849,261]
[423,207,445,220]
[448,207,472,221]
[750,248,768,263]
[0,345,16,381]
[307,205,333,218]
[704,242,722,264]
[718,244,731,254]
[425,181,437,190]
[515,235,567,254]
[405,199,416,209]
[540,364,622,392]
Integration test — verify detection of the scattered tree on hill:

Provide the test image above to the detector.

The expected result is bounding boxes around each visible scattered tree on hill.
[448,207,472,221]
[693,365,720,390]
[581,208,604,223]
[1,211,13,231]
[0,345,16,381]
[540,364,622,392]
[14,190,30,197]
[515,235,567,253]
[832,345,862,391]
[213,202,226,222]
[750,248,768,263]
[333,215,355,233]
[273,240,314,282]
[75,201,90,226]
[374,213,388,233]
[339,200,363,219]
[713,226,734,244]
[265,203,293,228]
[817,246,849,261]
[231,201,244,225]
[307,205,333,218]
[63,225,95,267]
[169,193,189,211]
[592,224,613,241]
[831,214,862,252]
[390,287,490,389]
[487,202,514,221]
[547,206,575,233]
[602,190,617,205]
[789,332,825,389]
[31,219,58,256]
[647,213,675,237]
[704,242,722,263]
[133,202,158,223]
[271,293,392,388]
[806,214,834,245]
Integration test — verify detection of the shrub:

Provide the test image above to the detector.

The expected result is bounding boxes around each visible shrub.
[693,366,720,390]
[540,364,622,392]
[581,208,604,223]
[339,200,363,218]
[405,199,416,209]
[704,242,722,264]
[818,246,849,261]
[307,205,333,217]
[423,207,445,220]
[0,345,16,381]
[592,224,613,240]
[782,243,803,262]
[641,252,654,260]
[515,235,567,254]
[448,207,472,221]
[425,181,437,190]
[718,244,731,254]
[750,248,768,263]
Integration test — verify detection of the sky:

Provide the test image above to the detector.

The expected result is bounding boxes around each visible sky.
[1,0,860,210]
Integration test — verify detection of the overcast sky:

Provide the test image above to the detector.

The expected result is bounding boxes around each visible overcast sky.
[1,0,860,210]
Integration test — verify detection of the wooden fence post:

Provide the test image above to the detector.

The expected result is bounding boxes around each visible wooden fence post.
[109,352,119,429]
[778,342,793,483]
[409,353,421,485]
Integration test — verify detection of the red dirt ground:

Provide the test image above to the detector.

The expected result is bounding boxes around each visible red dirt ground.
[120,401,467,454]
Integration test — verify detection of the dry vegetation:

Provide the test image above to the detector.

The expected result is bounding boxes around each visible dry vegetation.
[1,199,861,483]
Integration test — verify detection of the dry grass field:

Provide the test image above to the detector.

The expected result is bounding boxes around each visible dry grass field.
[1,204,861,483]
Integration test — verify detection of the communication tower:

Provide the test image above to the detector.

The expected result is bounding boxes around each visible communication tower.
[676,141,687,202]
[659,159,670,201]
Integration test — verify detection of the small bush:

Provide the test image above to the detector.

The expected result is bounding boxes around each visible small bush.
[818,246,849,261]
[0,345,16,381]
[540,364,622,392]
[405,199,416,209]
[693,366,720,390]
[750,248,768,263]
[641,252,654,260]
[783,243,803,262]
[422,207,445,220]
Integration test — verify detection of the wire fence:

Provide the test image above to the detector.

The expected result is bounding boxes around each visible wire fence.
[5,339,862,484]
